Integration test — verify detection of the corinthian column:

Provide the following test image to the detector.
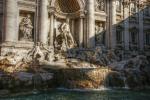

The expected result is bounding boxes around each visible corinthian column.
[123,2,130,51]
[87,0,95,48]
[49,11,54,46]
[5,0,18,42]
[139,8,144,51]
[110,0,116,49]
[79,17,84,48]
[39,0,49,44]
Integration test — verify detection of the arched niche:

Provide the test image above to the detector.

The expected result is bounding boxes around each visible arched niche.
[50,0,85,10]
[49,0,85,18]
[48,0,86,47]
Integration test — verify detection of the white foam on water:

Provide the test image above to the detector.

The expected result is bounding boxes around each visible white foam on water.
[57,87,112,92]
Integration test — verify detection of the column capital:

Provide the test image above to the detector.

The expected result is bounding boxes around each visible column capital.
[48,6,55,14]
[79,10,86,18]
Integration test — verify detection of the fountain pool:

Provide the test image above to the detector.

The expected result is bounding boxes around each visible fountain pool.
[1,89,150,100]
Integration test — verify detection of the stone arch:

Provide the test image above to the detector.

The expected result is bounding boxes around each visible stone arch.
[50,0,85,12]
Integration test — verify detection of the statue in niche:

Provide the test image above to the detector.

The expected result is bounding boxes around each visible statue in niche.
[19,14,33,41]
[130,2,136,13]
[116,0,121,12]
[54,19,76,51]
[95,23,105,45]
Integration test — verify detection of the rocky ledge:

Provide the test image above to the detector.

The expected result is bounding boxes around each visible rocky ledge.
[0,45,149,95]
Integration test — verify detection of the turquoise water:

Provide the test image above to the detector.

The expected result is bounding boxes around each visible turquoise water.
[1,89,150,100]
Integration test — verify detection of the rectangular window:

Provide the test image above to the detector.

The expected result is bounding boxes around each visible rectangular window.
[146,33,150,45]
[130,32,138,44]
[144,7,150,17]
[116,30,122,44]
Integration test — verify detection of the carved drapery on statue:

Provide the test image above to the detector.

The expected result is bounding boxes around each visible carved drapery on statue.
[54,19,76,51]
[19,15,33,41]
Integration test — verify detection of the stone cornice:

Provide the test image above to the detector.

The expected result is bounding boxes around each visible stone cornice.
[18,0,37,11]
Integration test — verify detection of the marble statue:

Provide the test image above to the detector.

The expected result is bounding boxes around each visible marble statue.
[95,23,105,45]
[92,47,103,63]
[55,19,76,51]
[130,2,136,13]
[116,0,121,12]
[19,14,33,41]
[42,45,55,62]
[24,42,44,63]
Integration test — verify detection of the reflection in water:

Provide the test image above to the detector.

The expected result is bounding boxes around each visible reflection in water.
[1,89,150,100]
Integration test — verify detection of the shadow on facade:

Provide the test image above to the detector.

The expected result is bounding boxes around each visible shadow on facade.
[64,5,150,65]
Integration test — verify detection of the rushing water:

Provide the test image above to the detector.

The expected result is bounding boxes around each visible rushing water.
[1,89,150,100]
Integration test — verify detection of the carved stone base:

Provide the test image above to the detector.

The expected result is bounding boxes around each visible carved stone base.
[0,41,34,56]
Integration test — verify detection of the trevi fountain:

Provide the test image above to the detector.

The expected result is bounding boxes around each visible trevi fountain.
[0,0,150,100]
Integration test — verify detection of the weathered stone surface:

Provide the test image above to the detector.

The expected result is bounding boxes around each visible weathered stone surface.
[54,69,125,89]
[0,0,149,94]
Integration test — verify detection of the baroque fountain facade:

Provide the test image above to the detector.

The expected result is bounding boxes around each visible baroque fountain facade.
[0,0,149,93]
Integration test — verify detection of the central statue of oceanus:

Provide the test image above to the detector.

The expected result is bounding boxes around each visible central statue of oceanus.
[55,19,76,51]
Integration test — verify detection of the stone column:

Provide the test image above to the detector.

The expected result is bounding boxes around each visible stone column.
[49,12,54,46]
[110,0,116,49]
[87,0,95,48]
[139,9,144,51]
[5,0,18,42]
[123,4,130,50]
[106,0,111,48]
[71,19,75,38]
[39,0,49,44]
[79,17,84,48]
